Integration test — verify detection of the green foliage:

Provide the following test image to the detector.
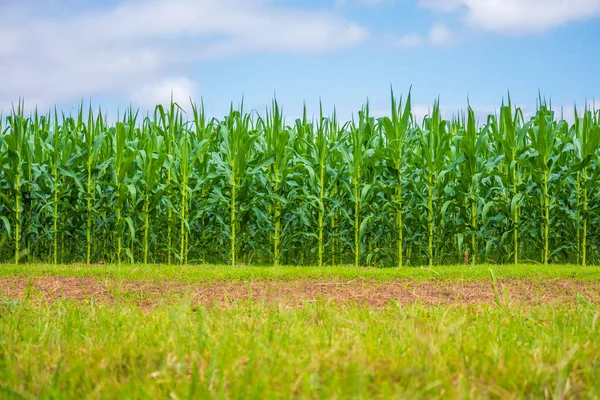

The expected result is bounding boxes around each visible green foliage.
[3,263,600,282]
[1,291,599,398]
[0,94,599,266]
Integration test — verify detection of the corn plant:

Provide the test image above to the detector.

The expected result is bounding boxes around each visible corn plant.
[4,103,29,264]
[416,101,452,266]
[218,105,256,266]
[381,89,412,267]
[521,102,568,264]
[262,101,290,266]
[573,106,600,265]
[0,94,599,266]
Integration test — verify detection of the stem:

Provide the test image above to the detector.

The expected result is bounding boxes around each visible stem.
[513,154,518,265]
[61,227,64,264]
[576,171,581,265]
[318,165,325,267]
[427,174,433,267]
[185,193,190,265]
[471,191,477,266]
[27,207,31,263]
[582,167,588,266]
[354,180,360,267]
[15,174,20,265]
[180,181,186,265]
[543,170,549,265]
[27,164,32,262]
[117,207,121,265]
[87,159,92,264]
[130,219,134,264]
[274,170,280,267]
[185,228,189,265]
[167,169,172,265]
[103,212,107,263]
[144,192,149,265]
[231,165,236,267]
[396,162,403,268]
[331,183,337,265]
[201,186,207,263]
[53,169,58,265]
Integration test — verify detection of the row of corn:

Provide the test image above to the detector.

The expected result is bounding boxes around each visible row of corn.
[0,92,598,266]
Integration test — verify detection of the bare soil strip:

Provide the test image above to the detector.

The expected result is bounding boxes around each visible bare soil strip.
[1,277,599,308]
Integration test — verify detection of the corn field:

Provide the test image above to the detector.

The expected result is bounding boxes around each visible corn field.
[1,93,599,266]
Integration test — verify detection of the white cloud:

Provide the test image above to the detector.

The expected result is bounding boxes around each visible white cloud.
[419,0,600,34]
[131,77,198,110]
[419,0,463,12]
[428,24,454,45]
[397,23,454,48]
[359,0,394,4]
[397,33,425,48]
[335,0,394,7]
[0,0,369,110]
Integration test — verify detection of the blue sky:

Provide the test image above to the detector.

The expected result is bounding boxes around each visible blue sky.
[1,0,599,121]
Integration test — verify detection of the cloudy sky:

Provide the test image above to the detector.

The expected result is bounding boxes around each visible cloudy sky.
[1,0,599,120]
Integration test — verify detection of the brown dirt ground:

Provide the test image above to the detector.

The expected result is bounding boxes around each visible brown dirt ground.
[1,276,599,309]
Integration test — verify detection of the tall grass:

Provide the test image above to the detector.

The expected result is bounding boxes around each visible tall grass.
[1,297,599,398]
[0,93,599,266]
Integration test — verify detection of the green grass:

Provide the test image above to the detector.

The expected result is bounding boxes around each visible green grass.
[1,263,600,282]
[1,296,599,399]
[1,264,599,398]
